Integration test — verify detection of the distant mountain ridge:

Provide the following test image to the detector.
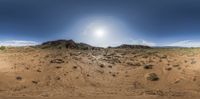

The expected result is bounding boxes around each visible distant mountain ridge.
[38,39,151,49]
[113,44,151,49]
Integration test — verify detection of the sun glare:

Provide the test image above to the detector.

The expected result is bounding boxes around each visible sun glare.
[94,28,106,38]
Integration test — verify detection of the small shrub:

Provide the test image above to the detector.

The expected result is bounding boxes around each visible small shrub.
[0,46,6,50]
[146,73,159,81]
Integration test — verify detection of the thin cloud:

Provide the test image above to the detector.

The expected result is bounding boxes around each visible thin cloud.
[166,40,200,47]
[131,39,156,46]
[0,40,39,46]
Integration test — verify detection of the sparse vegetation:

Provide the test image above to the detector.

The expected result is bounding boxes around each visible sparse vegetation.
[0,46,5,50]
[146,73,159,81]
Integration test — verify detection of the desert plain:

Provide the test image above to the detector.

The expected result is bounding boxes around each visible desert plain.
[0,40,200,99]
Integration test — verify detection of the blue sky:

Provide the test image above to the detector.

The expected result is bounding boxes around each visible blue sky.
[0,0,200,47]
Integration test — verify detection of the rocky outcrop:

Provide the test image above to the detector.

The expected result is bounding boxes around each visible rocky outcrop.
[39,39,101,50]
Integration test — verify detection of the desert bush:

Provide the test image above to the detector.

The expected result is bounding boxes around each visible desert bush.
[146,73,159,81]
[0,46,6,50]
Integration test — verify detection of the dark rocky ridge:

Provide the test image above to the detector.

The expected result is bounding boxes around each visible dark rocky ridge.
[39,39,101,50]
[114,44,151,49]
[38,39,151,50]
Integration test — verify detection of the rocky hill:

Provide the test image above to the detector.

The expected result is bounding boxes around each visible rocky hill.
[39,39,101,50]
[38,39,151,50]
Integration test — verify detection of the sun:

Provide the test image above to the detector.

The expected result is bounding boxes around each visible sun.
[94,28,106,38]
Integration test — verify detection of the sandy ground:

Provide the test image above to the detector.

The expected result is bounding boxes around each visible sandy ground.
[1,47,200,99]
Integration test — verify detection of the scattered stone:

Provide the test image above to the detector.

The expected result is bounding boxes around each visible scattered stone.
[142,55,148,58]
[191,61,196,64]
[184,60,187,63]
[133,81,144,89]
[127,62,141,67]
[16,76,22,81]
[112,74,116,77]
[73,66,77,69]
[173,64,179,67]
[174,78,181,84]
[37,69,41,72]
[55,77,61,80]
[108,65,112,68]
[56,66,62,69]
[50,59,64,64]
[99,64,105,68]
[144,64,153,69]
[161,55,167,59]
[165,67,172,71]
[32,81,38,84]
[96,69,104,74]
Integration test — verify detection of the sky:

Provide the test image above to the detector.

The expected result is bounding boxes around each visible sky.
[0,0,200,47]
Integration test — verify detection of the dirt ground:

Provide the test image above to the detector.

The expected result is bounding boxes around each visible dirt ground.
[0,47,200,99]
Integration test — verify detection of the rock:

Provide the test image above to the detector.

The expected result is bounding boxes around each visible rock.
[161,55,167,58]
[50,59,64,64]
[191,60,196,64]
[173,64,179,67]
[108,65,112,68]
[16,76,22,81]
[144,64,153,69]
[73,66,77,69]
[127,62,141,66]
[165,67,172,71]
[32,81,38,84]
[99,64,105,68]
